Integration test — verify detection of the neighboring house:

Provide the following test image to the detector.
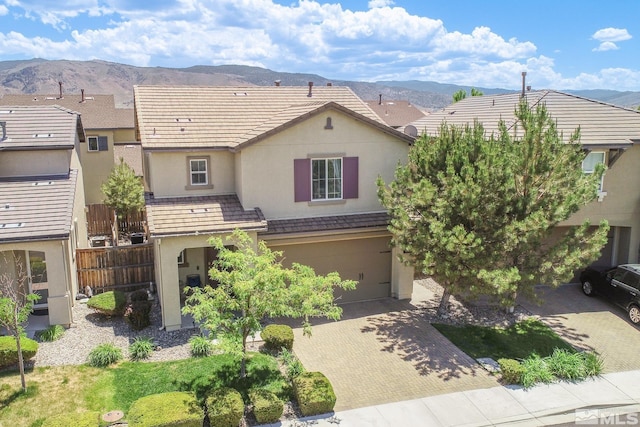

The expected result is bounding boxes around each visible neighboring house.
[0,90,138,204]
[365,97,426,130]
[0,106,89,326]
[134,85,416,331]
[411,90,640,268]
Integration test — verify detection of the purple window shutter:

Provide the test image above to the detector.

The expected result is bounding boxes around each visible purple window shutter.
[343,156,359,199]
[294,158,311,202]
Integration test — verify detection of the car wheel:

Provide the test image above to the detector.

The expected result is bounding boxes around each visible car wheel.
[629,305,640,325]
[582,281,594,296]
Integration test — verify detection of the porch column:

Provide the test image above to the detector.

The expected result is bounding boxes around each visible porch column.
[391,246,413,300]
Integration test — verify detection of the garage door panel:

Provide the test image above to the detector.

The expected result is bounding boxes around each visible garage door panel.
[269,237,391,303]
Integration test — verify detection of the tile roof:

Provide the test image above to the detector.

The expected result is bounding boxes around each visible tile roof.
[113,143,143,176]
[0,94,134,130]
[262,212,389,235]
[0,105,84,150]
[410,90,640,147]
[365,100,427,128]
[145,194,267,237]
[0,170,78,243]
[133,85,413,150]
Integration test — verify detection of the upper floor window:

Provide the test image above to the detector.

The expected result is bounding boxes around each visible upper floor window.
[312,158,342,200]
[582,151,605,190]
[190,158,208,185]
[88,136,108,152]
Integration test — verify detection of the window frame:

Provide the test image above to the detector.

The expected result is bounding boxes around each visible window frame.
[582,151,606,191]
[185,156,213,190]
[87,136,99,152]
[311,157,343,201]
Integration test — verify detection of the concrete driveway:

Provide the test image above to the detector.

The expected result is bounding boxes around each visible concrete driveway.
[287,285,499,412]
[521,283,640,373]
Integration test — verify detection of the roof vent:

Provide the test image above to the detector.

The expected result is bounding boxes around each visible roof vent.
[32,181,54,186]
[33,133,53,138]
[3,203,12,210]
[233,92,248,96]
[308,82,313,97]
[1,222,25,228]
[275,80,281,87]
[58,81,63,99]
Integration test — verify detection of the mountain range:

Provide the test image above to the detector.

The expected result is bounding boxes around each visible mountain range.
[1,59,639,111]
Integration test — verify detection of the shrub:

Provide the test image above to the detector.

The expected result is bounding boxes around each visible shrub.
[124,300,152,331]
[279,347,305,380]
[292,371,336,416]
[262,324,294,351]
[189,335,213,357]
[87,343,122,367]
[130,289,150,302]
[583,351,604,377]
[35,325,65,342]
[87,291,127,316]
[206,387,244,427]
[129,337,155,361]
[42,411,100,427]
[521,353,554,388]
[249,388,283,424]
[497,358,524,385]
[128,391,204,427]
[0,336,38,368]
[547,348,587,381]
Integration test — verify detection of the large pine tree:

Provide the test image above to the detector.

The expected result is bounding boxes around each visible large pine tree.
[378,100,609,316]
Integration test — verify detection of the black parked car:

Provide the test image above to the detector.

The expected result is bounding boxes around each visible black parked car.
[580,264,640,325]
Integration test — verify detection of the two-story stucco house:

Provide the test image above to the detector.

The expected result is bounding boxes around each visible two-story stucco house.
[134,85,415,331]
[0,106,89,326]
[411,90,640,269]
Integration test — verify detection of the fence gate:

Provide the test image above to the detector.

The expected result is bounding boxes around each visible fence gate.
[76,243,154,294]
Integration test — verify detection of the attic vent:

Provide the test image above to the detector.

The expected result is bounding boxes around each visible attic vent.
[1,222,24,228]
[190,208,209,214]
[2,203,13,210]
[233,92,248,96]
[33,133,53,138]
[32,181,54,186]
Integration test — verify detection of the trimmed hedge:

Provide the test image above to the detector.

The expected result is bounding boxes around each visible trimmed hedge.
[42,411,100,427]
[261,324,294,351]
[249,389,283,424]
[498,358,525,384]
[206,387,244,427]
[292,371,336,416]
[127,391,204,427]
[87,291,127,316]
[0,336,38,368]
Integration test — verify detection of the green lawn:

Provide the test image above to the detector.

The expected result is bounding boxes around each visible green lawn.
[0,352,290,427]
[432,318,574,360]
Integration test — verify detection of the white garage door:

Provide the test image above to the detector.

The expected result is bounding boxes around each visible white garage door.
[268,237,392,303]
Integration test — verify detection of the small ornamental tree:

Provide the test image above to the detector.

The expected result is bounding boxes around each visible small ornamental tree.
[378,100,609,316]
[182,229,356,377]
[101,158,144,239]
[0,252,40,392]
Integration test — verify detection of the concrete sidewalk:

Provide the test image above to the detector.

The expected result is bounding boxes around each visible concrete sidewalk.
[277,370,640,426]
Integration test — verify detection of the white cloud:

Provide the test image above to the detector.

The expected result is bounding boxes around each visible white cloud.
[368,0,394,8]
[593,41,619,52]
[592,27,632,42]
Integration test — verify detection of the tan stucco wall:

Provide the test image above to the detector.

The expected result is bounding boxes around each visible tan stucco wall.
[77,130,116,205]
[561,146,640,264]
[0,150,71,177]
[238,111,410,219]
[113,128,135,142]
[148,150,236,198]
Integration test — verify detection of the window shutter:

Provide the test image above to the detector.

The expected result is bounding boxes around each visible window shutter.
[294,158,311,202]
[343,156,359,199]
[97,136,108,151]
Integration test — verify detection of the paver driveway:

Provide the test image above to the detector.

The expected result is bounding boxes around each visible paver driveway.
[287,285,499,411]
[521,283,640,373]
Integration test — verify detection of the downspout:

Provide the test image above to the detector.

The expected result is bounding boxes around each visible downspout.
[156,238,165,329]
[61,240,73,324]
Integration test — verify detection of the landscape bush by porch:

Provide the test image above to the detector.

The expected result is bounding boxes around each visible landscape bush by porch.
[497,358,525,384]
[42,410,100,427]
[262,324,294,351]
[0,336,38,368]
[249,388,284,424]
[188,335,213,357]
[87,291,127,316]
[127,391,204,427]
[35,324,65,342]
[293,371,336,416]
[129,337,155,361]
[205,387,244,427]
[87,343,123,367]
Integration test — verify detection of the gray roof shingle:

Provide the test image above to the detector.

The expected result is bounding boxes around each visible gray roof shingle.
[0,105,84,149]
[263,212,389,235]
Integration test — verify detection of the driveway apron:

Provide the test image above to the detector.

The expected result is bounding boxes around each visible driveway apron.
[289,296,499,411]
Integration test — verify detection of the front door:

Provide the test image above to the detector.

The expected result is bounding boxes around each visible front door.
[27,250,48,309]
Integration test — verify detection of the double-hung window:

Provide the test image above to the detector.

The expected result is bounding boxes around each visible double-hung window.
[190,158,208,186]
[312,158,342,200]
[582,151,605,191]
[88,136,108,152]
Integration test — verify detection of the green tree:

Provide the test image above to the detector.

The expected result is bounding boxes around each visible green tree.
[470,87,483,97]
[378,100,609,316]
[101,158,144,240]
[452,89,467,103]
[182,229,356,377]
[0,253,39,392]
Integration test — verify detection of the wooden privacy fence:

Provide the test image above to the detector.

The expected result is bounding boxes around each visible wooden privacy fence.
[86,204,146,237]
[76,243,154,294]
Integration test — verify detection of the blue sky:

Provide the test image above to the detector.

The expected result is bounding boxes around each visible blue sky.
[0,0,638,90]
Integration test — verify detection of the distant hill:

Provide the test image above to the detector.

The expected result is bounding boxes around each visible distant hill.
[1,59,639,111]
